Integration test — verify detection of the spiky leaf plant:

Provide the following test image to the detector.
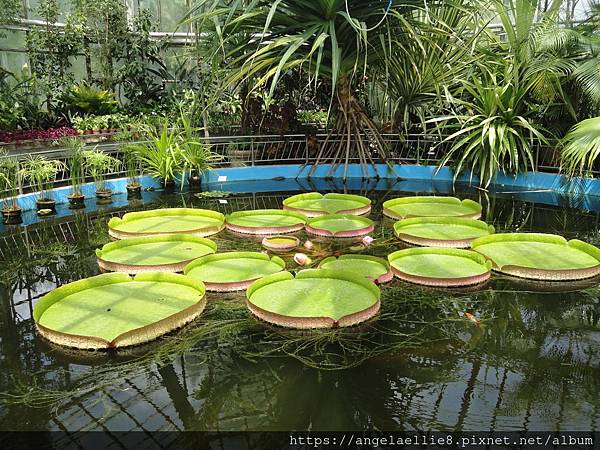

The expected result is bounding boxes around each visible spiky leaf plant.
[187,0,425,179]
[560,116,600,177]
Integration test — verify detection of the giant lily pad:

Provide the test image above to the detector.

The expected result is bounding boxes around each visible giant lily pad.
[225,209,307,235]
[184,252,286,291]
[318,255,393,284]
[283,192,371,217]
[305,214,374,238]
[246,269,380,329]
[472,233,600,281]
[383,196,482,220]
[394,217,495,248]
[33,273,207,350]
[388,248,492,287]
[262,235,300,253]
[96,235,217,274]
[108,208,225,239]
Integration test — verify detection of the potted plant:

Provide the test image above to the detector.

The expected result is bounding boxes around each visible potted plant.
[0,153,22,224]
[117,132,142,198]
[19,155,63,215]
[60,137,86,209]
[179,117,221,190]
[82,148,121,201]
[130,122,185,192]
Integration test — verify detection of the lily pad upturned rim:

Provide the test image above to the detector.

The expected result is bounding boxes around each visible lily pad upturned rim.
[108,208,226,239]
[33,272,207,350]
[96,235,218,274]
[283,192,372,217]
[383,196,482,220]
[318,254,393,284]
[184,251,286,291]
[225,209,307,235]
[261,235,301,252]
[246,269,381,329]
[393,217,495,248]
[471,233,600,281]
[388,247,492,287]
[305,214,375,237]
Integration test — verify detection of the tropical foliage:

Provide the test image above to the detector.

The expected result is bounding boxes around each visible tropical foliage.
[560,116,600,176]
[82,149,121,193]
[18,155,63,201]
[0,0,599,185]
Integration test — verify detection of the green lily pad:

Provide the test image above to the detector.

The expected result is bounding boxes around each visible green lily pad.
[246,269,380,328]
[388,248,492,286]
[226,209,307,234]
[283,192,371,216]
[472,233,600,280]
[383,196,482,220]
[185,252,286,291]
[318,255,392,283]
[96,235,217,273]
[305,214,374,237]
[108,208,225,239]
[33,273,207,349]
[394,217,494,247]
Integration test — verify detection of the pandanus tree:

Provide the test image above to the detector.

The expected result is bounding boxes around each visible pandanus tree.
[187,0,423,179]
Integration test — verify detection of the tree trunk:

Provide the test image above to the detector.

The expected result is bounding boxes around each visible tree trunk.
[308,75,397,180]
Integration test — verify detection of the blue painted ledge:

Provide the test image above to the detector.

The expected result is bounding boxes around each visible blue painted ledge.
[203,163,600,197]
[4,163,600,217]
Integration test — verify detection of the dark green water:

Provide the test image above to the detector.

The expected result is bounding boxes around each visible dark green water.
[0,185,598,437]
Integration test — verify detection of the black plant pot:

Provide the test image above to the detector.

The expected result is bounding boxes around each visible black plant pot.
[127,184,142,200]
[36,198,56,211]
[161,180,176,194]
[36,199,56,216]
[188,173,202,191]
[1,207,22,225]
[96,189,113,205]
[68,193,86,209]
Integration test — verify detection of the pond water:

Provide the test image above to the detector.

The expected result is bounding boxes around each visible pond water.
[0,180,599,441]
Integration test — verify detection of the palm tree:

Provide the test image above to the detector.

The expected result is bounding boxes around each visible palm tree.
[187,0,425,179]
[429,0,600,186]
[378,0,483,133]
[560,116,600,176]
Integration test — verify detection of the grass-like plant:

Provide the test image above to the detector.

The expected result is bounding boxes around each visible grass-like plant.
[178,112,222,182]
[430,65,549,186]
[59,137,86,197]
[0,152,20,211]
[130,123,186,188]
[19,155,64,202]
[560,117,600,177]
[82,148,121,194]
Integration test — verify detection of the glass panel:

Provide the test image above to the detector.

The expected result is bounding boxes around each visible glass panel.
[138,0,160,24]
[0,29,26,49]
[0,50,29,74]
[70,55,87,82]
[160,0,189,32]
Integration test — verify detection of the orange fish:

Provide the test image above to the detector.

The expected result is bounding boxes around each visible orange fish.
[465,313,480,326]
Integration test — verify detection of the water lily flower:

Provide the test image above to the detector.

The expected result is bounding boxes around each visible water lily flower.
[303,240,314,250]
[294,253,311,266]
[362,236,374,246]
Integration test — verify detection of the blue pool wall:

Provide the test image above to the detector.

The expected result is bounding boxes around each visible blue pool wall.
[3,164,600,229]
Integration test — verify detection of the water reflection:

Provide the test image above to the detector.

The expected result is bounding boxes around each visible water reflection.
[0,186,598,437]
